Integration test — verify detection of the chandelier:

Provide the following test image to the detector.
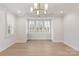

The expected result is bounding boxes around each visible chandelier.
[30,3,48,16]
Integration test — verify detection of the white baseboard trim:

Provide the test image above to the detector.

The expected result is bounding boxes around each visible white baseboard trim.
[64,42,79,51]
[0,40,15,52]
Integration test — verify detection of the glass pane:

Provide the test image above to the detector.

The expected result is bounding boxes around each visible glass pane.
[28,20,50,32]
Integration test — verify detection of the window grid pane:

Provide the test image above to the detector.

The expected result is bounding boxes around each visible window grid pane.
[29,20,50,32]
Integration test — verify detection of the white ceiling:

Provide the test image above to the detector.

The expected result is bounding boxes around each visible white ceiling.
[0,3,79,17]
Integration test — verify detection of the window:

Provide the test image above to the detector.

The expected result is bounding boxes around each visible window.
[28,20,50,33]
[6,12,15,36]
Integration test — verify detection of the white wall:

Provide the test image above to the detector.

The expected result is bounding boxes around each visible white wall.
[16,16,64,42]
[28,33,51,40]
[0,9,16,52]
[16,16,27,43]
[16,17,51,42]
[64,12,79,51]
[52,16,64,42]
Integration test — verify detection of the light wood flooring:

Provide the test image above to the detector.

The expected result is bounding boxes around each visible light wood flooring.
[0,40,79,56]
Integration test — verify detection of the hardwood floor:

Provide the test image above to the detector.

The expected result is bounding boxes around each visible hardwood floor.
[0,40,79,56]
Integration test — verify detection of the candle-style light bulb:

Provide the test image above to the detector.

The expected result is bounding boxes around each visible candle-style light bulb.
[45,4,48,10]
